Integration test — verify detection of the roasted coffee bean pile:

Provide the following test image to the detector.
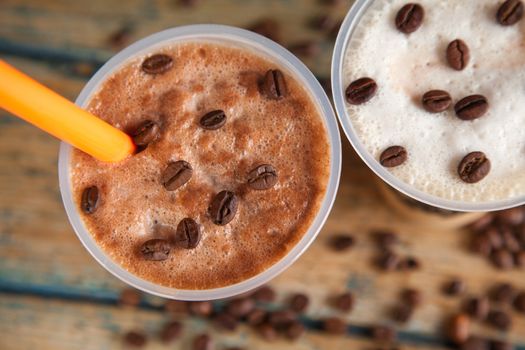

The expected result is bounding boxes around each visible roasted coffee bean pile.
[468,206,525,270]
[346,0,525,184]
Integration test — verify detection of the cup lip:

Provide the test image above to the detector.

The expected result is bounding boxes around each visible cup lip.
[331,0,525,213]
[58,24,342,300]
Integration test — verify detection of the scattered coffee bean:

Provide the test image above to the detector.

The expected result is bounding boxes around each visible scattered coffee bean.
[455,95,489,120]
[81,186,100,214]
[496,207,525,225]
[485,227,504,250]
[257,323,278,341]
[309,14,336,31]
[377,251,401,271]
[490,282,516,304]
[329,234,355,252]
[371,325,397,343]
[470,214,494,232]
[345,77,377,105]
[491,249,515,269]
[334,292,354,312]
[140,239,170,261]
[161,160,192,191]
[247,164,278,190]
[322,317,347,334]
[246,308,267,326]
[119,288,141,307]
[448,313,471,344]
[497,0,524,26]
[285,320,305,340]
[260,69,287,99]
[373,230,400,247]
[447,39,470,71]
[208,190,238,225]
[490,340,514,350]
[462,336,489,350]
[123,330,147,348]
[248,19,281,43]
[188,301,213,317]
[514,291,525,313]
[380,146,408,168]
[422,90,452,112]
[471,234,492,257]
[107,24,133,50]
[141,54,173,74]
[443,278,466,296]
[164,300,188,314]
[213,312,238,331]
[399,256,421,270]
[289,40,320,58]
[193,333,213,350]
[395,3,424,34]
[131,120,161,150]
[226,298,255,318]
[289,293,309,313]
[175,218,201,249]
[392,303,414,323]
[268,310,296,329]
[458,152,491,184]
[464,296,490,321]
[252,285,276,302]
[515,251,525,267]
[199,110,227,130]
[159,321,182,343]
[487,309,512,331]
[402,288,423,307]
[501,230,521,252]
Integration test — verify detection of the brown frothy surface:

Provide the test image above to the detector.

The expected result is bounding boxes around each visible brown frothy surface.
[71,42,330,290]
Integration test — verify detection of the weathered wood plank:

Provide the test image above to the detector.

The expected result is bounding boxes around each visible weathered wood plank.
[0,293,452,350]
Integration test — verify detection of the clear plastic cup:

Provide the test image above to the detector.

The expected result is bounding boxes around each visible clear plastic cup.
[58,25,341,301]
[331,0,525,213]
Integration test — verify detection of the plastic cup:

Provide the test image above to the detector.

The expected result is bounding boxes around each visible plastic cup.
[331,0,525,213]
[58,25,342,301]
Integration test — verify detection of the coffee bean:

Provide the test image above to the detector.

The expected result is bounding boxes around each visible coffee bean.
[373,230,400,247]
[193,333,213,350]
[455,95,489,120]
[161,161,192,191]
[402,288,423,307]
[470,214,494,232]
[484,227,504,250]
[246,308,267,326]
[159,321,183,343]
[422,90,452,112]
[289,40,320,58]
[333,292,354,312]
[497,0,524,25]
[329,234,355,252]
[392,304,414,323]
[496,207,525,225]
[515,251,525,267]
[213,312,238,331]
[248,19,281,43]
[268,310,296,328]
[491,249,515,269]
[285,320,305,340]
[81,186,100,214]
[140,239,170,261]
[226,298,255,318]
[462,336,489,350]
[345,77,377,105]
[447,39,470,71]
[501,230,521,252]
[123,331,147,348]
[395,3,424,34]
[141,54,173,74]
[490,340,514,350]
[371,325,397,343]
[458,152,491,183]
[251,285,276,302]
[199,110,227,130]
[260,69,287,99]
[164,300,188,314]
[257,323,278,341]
[514,291,525,313]
[448,314,471,344]
[487,309,512,331]
[399,256,421,270]
[289,293,309,313]
[464,296,490,321]
[443,278,466,296]
[309,14,336,31]
[328,19,343,39]
[175,218,201,249]
[131,120,160,149]
[188,301,213,317]
[380,146,407,167]
[471,235,493,256]
[377,251,401,271]
[208,190,238,225]
[119,288,141,307]
[247,164,278,190]
[322,317,347,334]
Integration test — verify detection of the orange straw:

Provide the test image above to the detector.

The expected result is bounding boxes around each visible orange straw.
[0,60,135,162]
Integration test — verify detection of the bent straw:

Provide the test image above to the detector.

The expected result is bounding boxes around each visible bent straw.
[0,60,135,162]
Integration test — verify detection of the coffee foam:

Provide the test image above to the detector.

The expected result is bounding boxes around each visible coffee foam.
[343,0,525,203]
[71,42,330,289]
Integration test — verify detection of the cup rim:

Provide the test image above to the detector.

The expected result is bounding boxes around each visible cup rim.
[58,24,342,300]
[331,0,525,212]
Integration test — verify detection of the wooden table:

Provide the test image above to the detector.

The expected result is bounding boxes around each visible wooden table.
[0,0,524,349]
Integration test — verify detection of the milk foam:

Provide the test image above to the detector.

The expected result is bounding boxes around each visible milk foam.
[343,0,525,202]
